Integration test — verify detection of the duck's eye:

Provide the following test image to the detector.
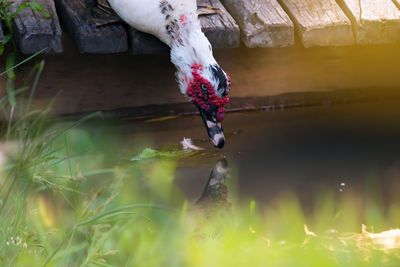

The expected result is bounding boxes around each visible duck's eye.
[201,84,208,92]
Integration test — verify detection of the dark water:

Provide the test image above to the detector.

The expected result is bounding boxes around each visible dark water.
[102,100,400,208]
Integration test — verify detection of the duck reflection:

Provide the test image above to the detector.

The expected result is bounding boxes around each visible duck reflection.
[196,158,231,208]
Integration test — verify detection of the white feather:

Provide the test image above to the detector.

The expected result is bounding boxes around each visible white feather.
[107,0,224,96]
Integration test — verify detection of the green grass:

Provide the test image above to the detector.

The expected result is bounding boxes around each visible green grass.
[1,61,399,266]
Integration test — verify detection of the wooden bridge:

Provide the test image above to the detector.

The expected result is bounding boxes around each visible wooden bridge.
[5,0,400,54]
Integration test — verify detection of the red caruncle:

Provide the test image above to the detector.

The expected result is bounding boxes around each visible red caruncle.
[187,64,230,122]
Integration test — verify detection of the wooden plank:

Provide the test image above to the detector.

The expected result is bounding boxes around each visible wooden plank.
[221,0,294,48]
[197,0,240,49]
[9,0,62,53]
[279,0,354,48]
[130,0,240,55]
[338,0,400,44]
[54,0,128,53]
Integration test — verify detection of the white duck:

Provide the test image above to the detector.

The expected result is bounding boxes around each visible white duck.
[86,0,231,148]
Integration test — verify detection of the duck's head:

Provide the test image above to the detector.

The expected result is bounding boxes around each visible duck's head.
[186,63,230,148]
[171,17,231,148]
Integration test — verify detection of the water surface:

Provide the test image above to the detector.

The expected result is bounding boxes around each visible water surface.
[92,100,400,210]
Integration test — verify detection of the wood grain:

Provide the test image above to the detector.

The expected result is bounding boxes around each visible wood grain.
[197,0,240,49]
[338,0,400,44]
[221,0,294,48]
[9,0,62,53]
[279,0,354,48]
[55,0,128,53]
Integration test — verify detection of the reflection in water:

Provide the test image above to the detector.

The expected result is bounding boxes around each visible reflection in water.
[108,100,400,209]
[196,158,231,208]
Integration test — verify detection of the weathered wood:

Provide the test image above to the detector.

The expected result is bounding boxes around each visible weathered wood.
[55,0,128,53]
[197,0,240,49]
[221,0,294,48]
[338,0,400,44]
[9,0,62,53]
[279,0,354,48]
[130,0,240,55]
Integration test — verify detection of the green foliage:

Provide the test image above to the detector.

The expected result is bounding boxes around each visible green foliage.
[12,1,50,19]
[130,147,195,161]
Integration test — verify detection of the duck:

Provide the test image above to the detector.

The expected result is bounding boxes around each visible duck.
[85,0,231,148]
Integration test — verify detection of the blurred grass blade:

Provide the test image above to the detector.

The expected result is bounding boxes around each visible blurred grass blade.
[42,228,75,267]
[77,203,175,226]
[38,112,102,154]
[81,225,118,267]
[77,211,142,226]
[0,48,46,77]
[5,78,16,107]
[26,60,45,113]
[5,51,16,79]
[0,86,28,106]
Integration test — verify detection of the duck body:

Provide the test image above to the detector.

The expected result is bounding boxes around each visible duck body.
[107,0,196,46]
[96,0,231,148]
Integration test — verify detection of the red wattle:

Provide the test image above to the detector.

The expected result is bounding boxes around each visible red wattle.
[187,64,230,122]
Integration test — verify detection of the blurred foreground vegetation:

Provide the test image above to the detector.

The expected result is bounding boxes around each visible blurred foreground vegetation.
[1,42,399,267]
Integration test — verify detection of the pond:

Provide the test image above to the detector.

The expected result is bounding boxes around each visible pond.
[87,99,400,212]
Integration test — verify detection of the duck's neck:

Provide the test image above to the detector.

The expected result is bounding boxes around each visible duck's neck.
[170,13,217,95]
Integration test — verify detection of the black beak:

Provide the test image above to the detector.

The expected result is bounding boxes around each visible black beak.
[197,105,225,149]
